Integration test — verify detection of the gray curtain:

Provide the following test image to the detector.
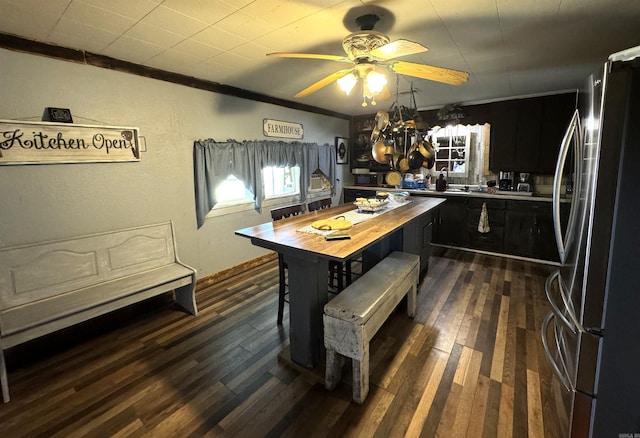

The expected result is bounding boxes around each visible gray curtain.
[194,139,336,228]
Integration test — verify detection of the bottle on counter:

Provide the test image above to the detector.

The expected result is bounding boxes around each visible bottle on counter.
[435,173,447,192]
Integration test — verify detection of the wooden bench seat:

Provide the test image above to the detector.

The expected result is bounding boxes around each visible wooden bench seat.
[0,221,197,402]
[323,251,419,404]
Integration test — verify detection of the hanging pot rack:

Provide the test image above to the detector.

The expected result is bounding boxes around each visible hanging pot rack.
[370,77,435,171]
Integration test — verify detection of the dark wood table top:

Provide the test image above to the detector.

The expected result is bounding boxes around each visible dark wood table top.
[235,197,445,261]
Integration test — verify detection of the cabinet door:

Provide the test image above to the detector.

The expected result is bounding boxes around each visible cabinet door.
[489,100,517,171]
[489,93,575,174]
[467,198,506,253]
[505,201,561,261]
[515,97,543,172]
[504,209,536,257]
[538,93,577,174]
[533,209,558,261]
[402,211,433,277]
[433,197,468,246]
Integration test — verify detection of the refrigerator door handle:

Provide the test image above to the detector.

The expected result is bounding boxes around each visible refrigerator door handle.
[541,311,575,392]
[553,109,582,263]
[545,270,581,334]
[557,274,587,334]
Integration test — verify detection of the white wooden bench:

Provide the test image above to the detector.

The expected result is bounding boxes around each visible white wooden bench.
[323,251,419,404]
[0,221,197,402]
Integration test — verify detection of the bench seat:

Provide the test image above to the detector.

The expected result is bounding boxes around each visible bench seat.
[0,221,196,402]
[0,263,194,345]
[323,251,419,403]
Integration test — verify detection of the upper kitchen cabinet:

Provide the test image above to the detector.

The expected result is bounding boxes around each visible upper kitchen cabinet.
[351,92,576,176]
[489,99,518,170]
[489,93,576,174]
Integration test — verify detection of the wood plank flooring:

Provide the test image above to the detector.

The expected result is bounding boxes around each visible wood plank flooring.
[0,247,568,437]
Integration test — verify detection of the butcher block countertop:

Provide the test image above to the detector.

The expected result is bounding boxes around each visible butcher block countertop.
[235,196,444,262]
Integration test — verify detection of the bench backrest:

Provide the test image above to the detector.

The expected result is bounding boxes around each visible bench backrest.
[0,222,179,310]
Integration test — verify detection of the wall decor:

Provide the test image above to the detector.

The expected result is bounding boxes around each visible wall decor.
[263,118,303,139]
[0,119,140,164]
[335,136,349,164]
[42,107,73,123]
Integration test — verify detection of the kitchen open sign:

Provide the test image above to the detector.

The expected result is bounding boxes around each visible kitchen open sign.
[0,119,140,164]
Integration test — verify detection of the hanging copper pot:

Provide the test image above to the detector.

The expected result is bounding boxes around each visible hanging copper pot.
[398,156,410,172]
[424,141,436,169]
[391,152,403,170]
[370,126,380,144]
[408,149,425,170]
[375,110,390,130]
[423,155,435,169]
[417,141,429,158]
[385,170,402,187]
[384,144,395,156]
[372,140,390,164]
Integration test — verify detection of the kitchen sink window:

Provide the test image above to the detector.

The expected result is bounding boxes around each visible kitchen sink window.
[430,126,471,177]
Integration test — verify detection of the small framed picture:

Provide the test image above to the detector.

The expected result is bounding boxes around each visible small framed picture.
[335,137,349,164]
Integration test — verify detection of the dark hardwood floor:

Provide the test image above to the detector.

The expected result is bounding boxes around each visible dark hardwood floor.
[0,247,567,437]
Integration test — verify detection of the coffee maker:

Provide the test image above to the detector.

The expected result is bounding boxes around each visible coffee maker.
[517,172,532,192]
[498,171,513,191]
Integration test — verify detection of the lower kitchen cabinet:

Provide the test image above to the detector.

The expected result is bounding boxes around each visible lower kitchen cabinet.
[467,198,505,253]
[343,188,567,263]
[504,200,563,262]
[403,211,433,277]
[433,197,468,247]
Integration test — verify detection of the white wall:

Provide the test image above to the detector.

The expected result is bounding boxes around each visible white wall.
[0,48,351,278]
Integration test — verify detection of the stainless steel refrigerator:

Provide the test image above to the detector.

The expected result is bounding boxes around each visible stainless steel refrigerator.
[542,46,640,437]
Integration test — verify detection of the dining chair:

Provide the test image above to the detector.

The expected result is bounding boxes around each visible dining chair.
[271,204,304,325]
[307,198,359,293]
[306,197,332,212]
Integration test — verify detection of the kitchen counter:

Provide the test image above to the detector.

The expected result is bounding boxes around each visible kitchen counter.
[343,185,570,202]
[344,186,571,264]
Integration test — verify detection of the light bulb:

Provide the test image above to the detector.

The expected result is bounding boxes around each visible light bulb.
[337,73,357,95]
[366,71,387,95]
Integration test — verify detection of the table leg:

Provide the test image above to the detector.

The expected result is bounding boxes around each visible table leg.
[286,253,329,368]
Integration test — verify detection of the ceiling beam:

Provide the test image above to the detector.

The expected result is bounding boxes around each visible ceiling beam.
[0,33,351,121]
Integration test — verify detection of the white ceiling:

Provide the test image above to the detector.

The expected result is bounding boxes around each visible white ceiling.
[1,0,640,116]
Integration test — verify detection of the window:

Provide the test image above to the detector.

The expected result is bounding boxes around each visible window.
[214,174,253,204]
[430,126,471,176]
[213,166,301,210]
[263,166,300,198]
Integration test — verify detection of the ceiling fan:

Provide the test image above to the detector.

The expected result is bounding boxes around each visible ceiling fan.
[267,14,469,106]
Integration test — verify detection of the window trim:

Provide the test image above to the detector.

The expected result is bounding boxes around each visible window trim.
[206,188,332,219]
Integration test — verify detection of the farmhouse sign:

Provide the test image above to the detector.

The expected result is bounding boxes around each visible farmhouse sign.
[0,119,140,165]
[263,118,303,139]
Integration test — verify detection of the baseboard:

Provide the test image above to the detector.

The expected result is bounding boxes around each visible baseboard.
[196,252,278,290]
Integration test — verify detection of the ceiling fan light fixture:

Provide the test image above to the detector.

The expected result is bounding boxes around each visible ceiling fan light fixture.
[337,73,358,95]
[366,71,387,94]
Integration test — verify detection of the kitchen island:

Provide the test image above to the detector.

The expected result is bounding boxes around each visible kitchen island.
[235,196,444,368]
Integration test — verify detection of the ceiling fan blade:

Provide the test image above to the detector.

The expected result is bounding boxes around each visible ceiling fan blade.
[294,68,354,98]
[388,61,469,86]
[267,52,349,62]
[369,39,428,60]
